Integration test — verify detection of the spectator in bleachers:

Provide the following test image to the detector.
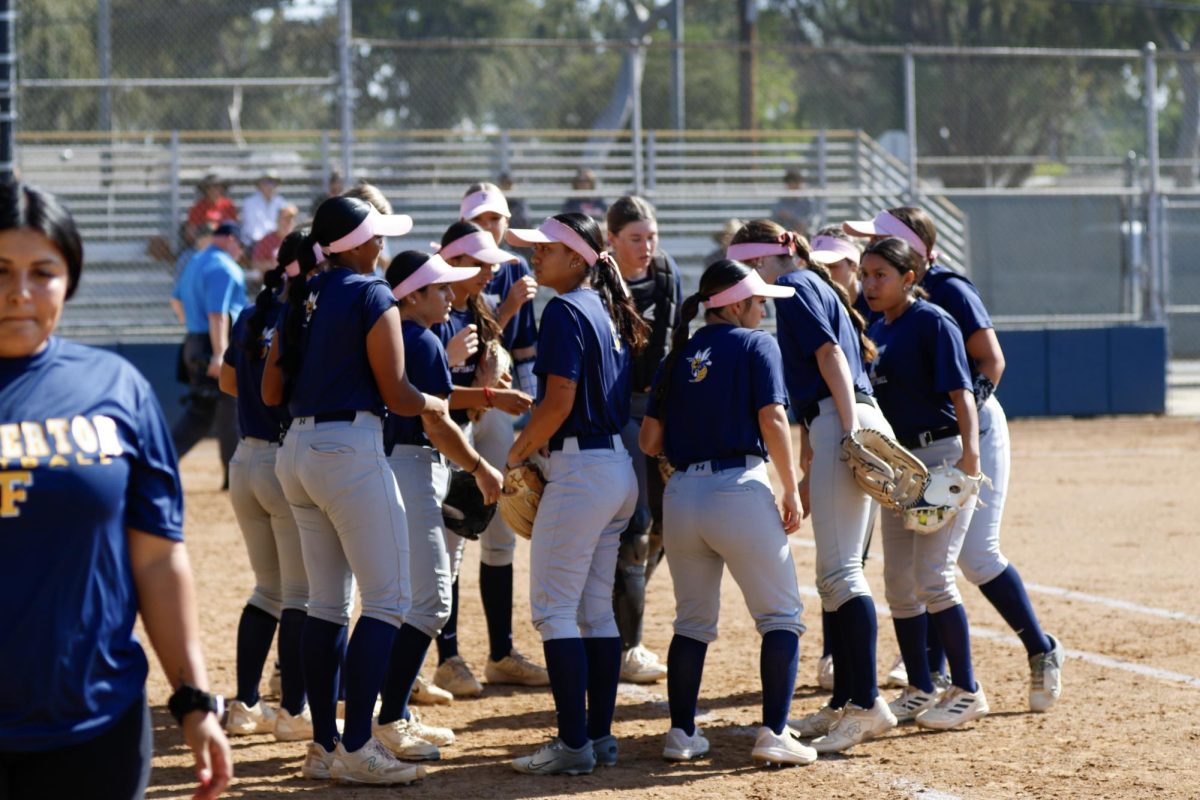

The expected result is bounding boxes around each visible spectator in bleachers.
[704,218,746,267]
[560,167,607,219]
[240,170,288,247]
[770,167,815,236]
[171,221,247,490]
[311,169,344,217]
[185,173,237,245]
[250,204,298,276]
[498,171,531,229]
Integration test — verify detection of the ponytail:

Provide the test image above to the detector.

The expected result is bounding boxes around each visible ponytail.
[244,231,304,361]
[278,231,324,382]
[468,291,503,346]
[591,252,650,354]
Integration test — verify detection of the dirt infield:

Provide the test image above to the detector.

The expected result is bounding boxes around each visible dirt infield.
[145,417,1200,799]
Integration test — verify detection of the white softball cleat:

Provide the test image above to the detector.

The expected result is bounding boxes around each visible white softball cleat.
[662,726,710,761]
[915,684,989,730]
[1029,634,1063,712]
[410,676,453,705]
[888,685,942,724]
[300,741,335,780]
[329,737,426,785]
[816,653,835,691]
[511,737,596,776]
[485,649,551,687]
[788,703,842,738]
[434,655,484,698]
[751,725,818,767]
[884,653,909,688]
[811,697,897,753]
[224,699,277,735]
[372,718,441,762]
[274,705,313,742]
[620,644,668,684]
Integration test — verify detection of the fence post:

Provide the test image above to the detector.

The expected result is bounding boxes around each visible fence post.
[904,46,919,203]
[319,130,330,196]
[168,131,181,253]
[0,0,15,181]
[631,43,644,195]
[852,130,864,218]
[816,128,827,226]
[671,0,684,130]
[646,129,656,193]
[498,130,511,177]
[1144,42,1163,324]
[337,0,355,181]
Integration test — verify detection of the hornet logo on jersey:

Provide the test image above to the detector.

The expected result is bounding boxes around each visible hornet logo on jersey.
[688,347,712,383]
[260,327,275,360]
[869,345,888,386]
[304,291,319,323]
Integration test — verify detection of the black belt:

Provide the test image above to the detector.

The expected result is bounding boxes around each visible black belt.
[801,391,877,429]
[898,425,959,449]
[548,433,618,452]
[683,455,757,473]
[314,410,358,424]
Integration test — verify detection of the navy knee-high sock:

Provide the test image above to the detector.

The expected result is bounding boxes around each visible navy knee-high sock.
[480,563,514,662]
[978,564,1052,657]
[278,609,307,716]
[820,610,836,658]
[436,577,460,663]
[341,617,399,752]
[666,634,707,736]
[583,637,623,741]
[925,611,947,675]
[893,615,934,693]
[929,604,976,692]
[302,617,347,751]
[378,624,433,726]
[760,630,799,734]
[337,629,348,702]
[828,605,851,709]
[837,596,879,709]
[543,638,589,749]
[235,604,278,705]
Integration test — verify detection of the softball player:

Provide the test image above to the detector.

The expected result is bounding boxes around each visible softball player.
[217,232,310,742]
[261,196,448,785]
[860,236,987,731]
[846,207,1062,711]
[728,220,897,755]
[431,219,546,695]
[501,213,647,775]
[639,259,817,767]
[607,195,681,684]
[374,251,507,761]
[445,186,549,693]
[0,181,231,799]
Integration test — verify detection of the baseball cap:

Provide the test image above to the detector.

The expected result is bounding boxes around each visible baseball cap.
[705,269,795,309]
[392,254,480,300]
[214,221,241,239]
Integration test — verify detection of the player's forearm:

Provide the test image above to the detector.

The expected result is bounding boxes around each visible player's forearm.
[422,412,485,472]
[966,328,1005,386]
[448,387,491,410]
[261,334,285,406]
[950,389,981,472]
[638,415,664,456]
[759,403,799,489]
[508,398,571,465]
[128,533,210,692]
[815,343,859,434]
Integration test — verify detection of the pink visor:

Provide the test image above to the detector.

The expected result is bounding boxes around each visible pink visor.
[726,233,797,262]
[392,254,480,300]
[705,270,795,309]
[460,189,511,221]
[324,206,414,254]
[842,212,937,261]
[283,242,326,278]
[506,218,599,266]
[808,235,861,266]
[439,230,517,266]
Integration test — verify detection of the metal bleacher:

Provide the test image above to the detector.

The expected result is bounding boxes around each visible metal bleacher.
[17,129,967,343]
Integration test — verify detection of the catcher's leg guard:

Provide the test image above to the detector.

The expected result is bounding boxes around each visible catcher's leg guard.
[613,507,652,650]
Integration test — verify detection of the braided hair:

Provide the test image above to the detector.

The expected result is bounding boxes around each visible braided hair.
[243,230,304,360]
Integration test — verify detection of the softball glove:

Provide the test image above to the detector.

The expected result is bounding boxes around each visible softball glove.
[498,461,545,540]
[840,428,929,511]
[442,468,497,541]
[904,464,989,535]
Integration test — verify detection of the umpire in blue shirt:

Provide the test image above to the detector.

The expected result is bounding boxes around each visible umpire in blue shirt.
[172,220,247,487]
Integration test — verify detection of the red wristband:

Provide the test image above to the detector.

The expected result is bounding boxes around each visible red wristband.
[483,386,495,407]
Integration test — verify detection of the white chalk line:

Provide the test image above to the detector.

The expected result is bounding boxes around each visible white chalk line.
[794,585,1200,689]
[787,538,1200,625]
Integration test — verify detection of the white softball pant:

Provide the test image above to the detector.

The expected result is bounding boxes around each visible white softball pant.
[809,397,894,612]
[275,413,410,628]
[471,408,518,567]
[228,437,308,616]
[881,435,979,619]
[663,459,805,643]
[388,445,452,639]
[529,441,637,641]
[957,395,1010,585]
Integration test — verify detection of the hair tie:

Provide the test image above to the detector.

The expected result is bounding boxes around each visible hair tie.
[598,251,631,299]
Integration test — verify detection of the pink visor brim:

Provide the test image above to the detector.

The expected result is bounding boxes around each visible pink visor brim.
[460,190,511,221]
[505,218,599,266]
[705,271,795,308]
[440,230,517,265]
[393,254,480,300]
[325,207,414,254]
[725,241,793,261]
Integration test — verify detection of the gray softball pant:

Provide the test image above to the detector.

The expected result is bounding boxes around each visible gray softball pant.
[881,434,979,619]
[275,412,410,628]
[228,437,308,616]
[529,440,637,641]
[957,395,1010,585]
[809,397,895,612]
[387,445,452,639]
[470,407,518,567]
[663,458,805,643]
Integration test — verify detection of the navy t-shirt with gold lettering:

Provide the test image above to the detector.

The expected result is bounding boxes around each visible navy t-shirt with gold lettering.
[0,338,183,751]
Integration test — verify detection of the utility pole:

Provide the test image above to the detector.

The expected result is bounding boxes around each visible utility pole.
[738,0,756,131]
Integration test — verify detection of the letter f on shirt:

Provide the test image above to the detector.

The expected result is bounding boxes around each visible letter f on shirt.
[0,470,32,517]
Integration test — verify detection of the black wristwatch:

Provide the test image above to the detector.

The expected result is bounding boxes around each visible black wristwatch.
[167,683,224,725]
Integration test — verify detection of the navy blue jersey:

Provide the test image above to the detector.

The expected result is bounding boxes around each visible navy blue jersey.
[867,299,973,439]
[284,267,396,419]
[535,288,631,443]
[384,321,453,452]
[433,298,499,426]
[488,257,538,352]
[0,339,183,751]
[645,324,788,468]
[921,263,993,376]
[225,300,291,441]
[773,268,873,412]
